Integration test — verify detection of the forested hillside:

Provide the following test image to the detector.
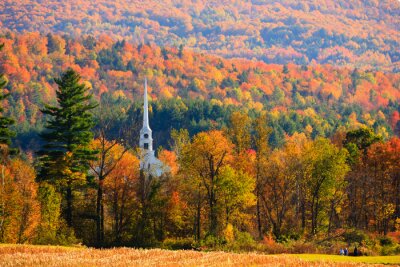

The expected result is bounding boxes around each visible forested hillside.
[0,2,399,252]
[0,0,399,70]
[0,33,399,150]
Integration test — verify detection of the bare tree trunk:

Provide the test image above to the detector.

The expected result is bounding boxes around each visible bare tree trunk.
[113,185,119,242]
[256,196,263,239]
[196,185,201,240]
[96,180,106,245]
[66,181,73,227]
[0,166,5,239]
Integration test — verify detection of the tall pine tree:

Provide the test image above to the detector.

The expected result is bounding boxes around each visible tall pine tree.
[0,43,16,158]
[37,68,98,227]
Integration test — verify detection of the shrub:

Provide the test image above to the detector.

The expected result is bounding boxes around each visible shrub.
[162,237,195,250]
[343,230,367,245]
[276,233,300,243]
[34,221,79,246]
[379,236,394,246]
[387,231,400,243]
[377,236,400,256]
[261,235,286,254]
[198,229,257,252]
[223,224,235,243]
[198,235,226,250]
[289,240,319,254]
[228,230,257,251]
[380,243,400,256]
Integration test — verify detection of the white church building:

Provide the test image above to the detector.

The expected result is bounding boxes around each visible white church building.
[139,79,166,177]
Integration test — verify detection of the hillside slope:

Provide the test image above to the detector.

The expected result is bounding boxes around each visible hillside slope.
[0,33,399,149]
[0,0,399,70]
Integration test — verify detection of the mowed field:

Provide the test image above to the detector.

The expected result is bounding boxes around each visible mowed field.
[0,244,399,267]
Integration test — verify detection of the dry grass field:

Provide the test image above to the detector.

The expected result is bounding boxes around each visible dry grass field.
[0,244,399,267]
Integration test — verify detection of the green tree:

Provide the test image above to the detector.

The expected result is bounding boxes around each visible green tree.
[89,134,128,246]
[181,130,233,237]
[262,143,299,239]
[34,183,78,245]
[170,128,190,161]
[305,138,349,235]
[0,43,16,157]
[282,64,289,74]
[343,127,381,228]
[36,183,61,243]
[46,33,66,54]
[37,68,98,227]
[134,170,165,247]
[217,166,255,227]
[272,86,285,105]
[227,111,251,156]
[252,113,270,239]
[178,44,184,59]
[344,127,381,159]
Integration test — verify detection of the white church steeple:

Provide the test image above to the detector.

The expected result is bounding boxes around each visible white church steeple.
[139,78,168,176]
[139,78,153,152]
[143,79,150,131]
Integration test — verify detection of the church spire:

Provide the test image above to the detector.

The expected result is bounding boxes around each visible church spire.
[138,77,167,177]
[143,77,150,130]
[139,78,153,153]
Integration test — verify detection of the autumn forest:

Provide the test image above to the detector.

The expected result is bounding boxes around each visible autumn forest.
[0,0,399,257]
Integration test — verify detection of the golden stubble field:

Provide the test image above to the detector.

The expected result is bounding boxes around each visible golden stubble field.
[0,245,399,267]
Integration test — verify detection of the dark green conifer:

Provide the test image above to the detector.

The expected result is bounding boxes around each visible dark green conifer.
[37,68,98,226]
[0,44,16,158]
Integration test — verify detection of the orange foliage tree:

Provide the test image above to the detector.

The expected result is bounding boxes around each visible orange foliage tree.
[0,158,39,243]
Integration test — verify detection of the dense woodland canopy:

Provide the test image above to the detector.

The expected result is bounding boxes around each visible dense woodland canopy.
[0,33,399,253]
[0,33,399,151]
[0,0,399,253]
[0,0,399,71]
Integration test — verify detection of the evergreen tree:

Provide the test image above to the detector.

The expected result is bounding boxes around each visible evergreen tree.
[37,68,98,227]
[178,44,184,59]
[282,64,289,74]
[0,44,16,157]
[46,33,58,54]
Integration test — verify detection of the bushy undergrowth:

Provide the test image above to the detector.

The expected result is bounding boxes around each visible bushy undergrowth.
[161,229,400,256]
[377,236,400,256]
[33,221,79,246]
[161,238,195,250]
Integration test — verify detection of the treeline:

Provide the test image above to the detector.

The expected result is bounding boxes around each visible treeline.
[0,33,399,151]
[0,55,399,254]
[0,0,399,70]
